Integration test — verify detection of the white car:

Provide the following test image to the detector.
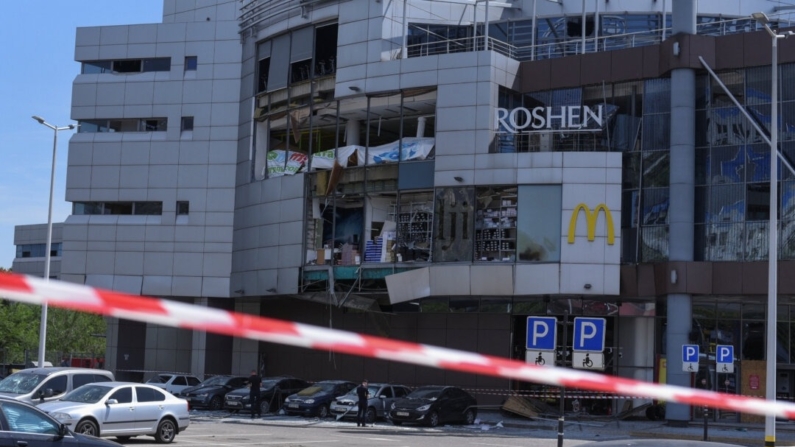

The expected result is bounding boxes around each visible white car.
[38,382,190,444]
[146,373,202,395]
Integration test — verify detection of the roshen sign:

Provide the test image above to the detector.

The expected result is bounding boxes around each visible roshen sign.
[495,105,603,133]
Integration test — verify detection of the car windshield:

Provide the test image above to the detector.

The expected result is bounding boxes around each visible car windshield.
[0,373,46,394]
[406,388,440,400]
[260,380,279,389]
[343,385,378,398]
[298,383,336,395]
[201,376,228,386]
[147,374,171,384]
[60,384,112,403]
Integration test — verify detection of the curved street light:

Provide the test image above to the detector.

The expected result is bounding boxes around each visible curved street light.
[750,13,795,447]
[31,115,75,367]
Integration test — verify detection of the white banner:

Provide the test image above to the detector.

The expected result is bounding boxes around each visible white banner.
[311,145,361,170]
[266,150,308,177]
[310,138,435,170]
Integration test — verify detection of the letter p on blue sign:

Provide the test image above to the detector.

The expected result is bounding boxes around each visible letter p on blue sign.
[717,345,734,364]
[526,317,557,351]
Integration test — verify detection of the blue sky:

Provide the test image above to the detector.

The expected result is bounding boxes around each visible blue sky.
[0,1,164,268]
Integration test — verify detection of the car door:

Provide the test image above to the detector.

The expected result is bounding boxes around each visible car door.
[441,388,470,423]
[102,386,137,435]
[32,375,68,404]
[374,386,393,417]
[0,401,78,447]
[134,386,168,433]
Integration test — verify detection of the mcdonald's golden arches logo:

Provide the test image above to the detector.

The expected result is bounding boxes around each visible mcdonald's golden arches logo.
[567,203,615,245]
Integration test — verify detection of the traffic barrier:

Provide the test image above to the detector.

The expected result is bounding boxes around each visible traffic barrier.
[1,271,794,420]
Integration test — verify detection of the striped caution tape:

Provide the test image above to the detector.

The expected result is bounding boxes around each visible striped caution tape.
[1,271,793,420]
[464,390,640,399]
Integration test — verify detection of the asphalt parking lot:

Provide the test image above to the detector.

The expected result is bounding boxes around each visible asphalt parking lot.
[116,410,609,447]
[107,409,795,447]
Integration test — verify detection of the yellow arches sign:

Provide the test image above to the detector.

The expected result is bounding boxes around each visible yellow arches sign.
[567,203,615,245]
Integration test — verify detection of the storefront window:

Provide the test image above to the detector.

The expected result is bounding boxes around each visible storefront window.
[517,185,561,262]
[433,187,474,262]
[512,298,547,315]
[395,191,433,263]
[480,297,511,313]
[475,187,517,262]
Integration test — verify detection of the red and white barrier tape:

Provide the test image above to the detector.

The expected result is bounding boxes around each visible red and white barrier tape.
[1,272,794,420]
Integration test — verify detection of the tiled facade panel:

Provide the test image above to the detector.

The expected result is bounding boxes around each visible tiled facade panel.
[65,0,240,303]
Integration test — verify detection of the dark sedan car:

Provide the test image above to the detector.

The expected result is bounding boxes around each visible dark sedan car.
[283,380,356,418]
[0,396,120,446]
[388,385,477,427]
[179,375,249,410]
[224,377,309,415]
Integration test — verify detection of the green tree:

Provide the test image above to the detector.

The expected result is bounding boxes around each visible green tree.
[0,302,40,363]
[46,308,106,359]
[0,268,105,363]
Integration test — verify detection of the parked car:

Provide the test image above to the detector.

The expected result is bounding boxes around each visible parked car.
[179,375,248,410]
[387,385,477,427]
[330,383,412,423]
[283,380,356,418]
[225,376,309,415]
[146,373,202,395]
[38,382,190,444]
[0,367,114,405]
[0,396,121,446]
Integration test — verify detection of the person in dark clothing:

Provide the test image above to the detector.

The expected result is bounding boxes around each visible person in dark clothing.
[248,369,262,418]
[355,379,369,427]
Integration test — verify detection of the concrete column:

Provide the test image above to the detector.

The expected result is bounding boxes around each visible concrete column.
[191,297,208,378]
[231,300,261,375]
[417,116,426,138]
[346,119,360,145]
[666,0,697,425]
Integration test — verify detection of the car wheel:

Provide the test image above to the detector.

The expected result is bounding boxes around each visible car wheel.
[76,419,99,437]
[154,419,177,444]
[116,436,131,443]
[260,400,271,414]
[317,404,330,419]
[427,411,440,427]
[209,396,223,411]
[365,407,377,424]
[464,409,476,425]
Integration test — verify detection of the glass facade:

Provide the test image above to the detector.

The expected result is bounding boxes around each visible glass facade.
[496,63,795,263]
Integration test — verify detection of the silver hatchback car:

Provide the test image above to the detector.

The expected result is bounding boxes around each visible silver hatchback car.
[38,382,190,444]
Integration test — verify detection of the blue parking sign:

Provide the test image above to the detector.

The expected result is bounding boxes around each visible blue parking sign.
[682,344,700,372]
[716,345,734,364]
[526,317,557,350]
[573,317,606,352]
[682,344,699,363]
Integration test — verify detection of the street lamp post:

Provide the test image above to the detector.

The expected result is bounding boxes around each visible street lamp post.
[31,115,74,368]
[750,13,794,447]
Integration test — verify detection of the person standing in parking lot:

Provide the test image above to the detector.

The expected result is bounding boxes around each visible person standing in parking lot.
[248,369,262,419]
[356,379,369,427]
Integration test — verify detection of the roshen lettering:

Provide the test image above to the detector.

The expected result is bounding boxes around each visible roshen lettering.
[495,105,603,133]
